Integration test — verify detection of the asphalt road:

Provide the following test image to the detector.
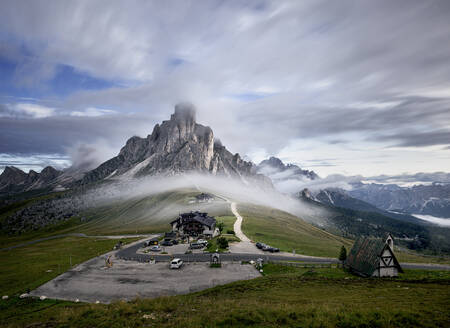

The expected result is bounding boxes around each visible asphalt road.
[117,241,338,263]
[116,240,450,270]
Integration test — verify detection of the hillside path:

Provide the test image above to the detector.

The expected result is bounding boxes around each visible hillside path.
[229,202,264,254]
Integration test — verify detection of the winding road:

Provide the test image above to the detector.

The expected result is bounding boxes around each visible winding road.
[4,201,450,271]
[229,202,264,254]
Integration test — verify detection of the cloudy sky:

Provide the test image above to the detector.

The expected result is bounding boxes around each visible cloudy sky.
[1,0,449,177]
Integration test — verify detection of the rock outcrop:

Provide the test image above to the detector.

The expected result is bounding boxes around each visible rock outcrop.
[257,156,319,181]
[82,103,269,184]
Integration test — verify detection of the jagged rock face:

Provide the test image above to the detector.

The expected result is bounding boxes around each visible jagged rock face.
[82,103,263,184]
[0,166,62,194]
[0,167,28,188]
[257,156,319,181]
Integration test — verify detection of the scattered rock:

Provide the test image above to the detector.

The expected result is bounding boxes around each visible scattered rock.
[142,313,156,320]
[2,295,8,300]
[40,296,47,300]
[19,293,29,299]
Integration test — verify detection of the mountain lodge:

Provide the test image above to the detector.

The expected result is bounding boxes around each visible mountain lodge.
[170,211,219,238]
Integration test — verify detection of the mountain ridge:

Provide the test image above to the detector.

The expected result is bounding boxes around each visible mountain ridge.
[81,103,270,186]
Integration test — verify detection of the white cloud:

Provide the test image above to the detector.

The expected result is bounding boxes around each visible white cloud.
[70,107,118,117]
[0,1,449,175]
[13,103,55,118]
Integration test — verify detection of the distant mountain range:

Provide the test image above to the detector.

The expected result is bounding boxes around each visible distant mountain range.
[347,182,450,218]
[1,104,449,221]
[0,104,272,196]
[0,166,62,195]
[259,156,450,220]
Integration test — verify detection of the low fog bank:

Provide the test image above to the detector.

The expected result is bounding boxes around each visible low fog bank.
[267,174,362,194]
[79,173,332,226]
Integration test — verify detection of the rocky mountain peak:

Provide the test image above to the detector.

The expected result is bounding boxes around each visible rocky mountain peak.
[0,165,62,195]
[81,104,269,185]
[260,156,284,169]
[0,166,28,186]
[257,156,319,181]
[171,102,196,123]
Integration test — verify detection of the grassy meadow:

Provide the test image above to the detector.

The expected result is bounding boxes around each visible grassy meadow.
[239,203,353,257]
[0,265,449,328]
[0,236,140,297]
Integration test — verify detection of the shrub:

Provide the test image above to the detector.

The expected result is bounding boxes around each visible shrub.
[227,230,235,234]
[217,237,229,249]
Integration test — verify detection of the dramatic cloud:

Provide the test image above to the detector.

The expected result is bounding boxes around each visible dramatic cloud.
[0,0,449,175]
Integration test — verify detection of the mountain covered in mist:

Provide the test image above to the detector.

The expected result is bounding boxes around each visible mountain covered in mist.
[347,182,450,218]
[81,103,270,185]
[302,182,450,220]
[256,156,319,183]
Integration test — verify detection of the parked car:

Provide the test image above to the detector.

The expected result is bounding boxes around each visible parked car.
[268,247,280,253]
[150,245,162,252]
[171,239,179,245]
[256,242,264,249]
[161,240,173,246]
[197,239,208,246]
[190,242,205,249]
[170,258,183,269]
[144,238,159,247]
[262,244,272,251]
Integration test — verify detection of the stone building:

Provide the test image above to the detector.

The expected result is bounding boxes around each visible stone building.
[170,211,219,238]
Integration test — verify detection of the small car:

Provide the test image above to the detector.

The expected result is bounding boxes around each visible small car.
[170,258,183,269]
[256,242,264,249]
[171,239,179,245]
[161,240,173,246]
[150,245,162,252]
[197,239,208,247]
[190,242,204,249]
[268,247,280,253]
[262,245,272,251]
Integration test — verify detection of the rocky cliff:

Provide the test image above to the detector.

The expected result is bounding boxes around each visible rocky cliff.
[82,103,270,185]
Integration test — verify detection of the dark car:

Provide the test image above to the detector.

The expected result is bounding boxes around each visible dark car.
[161,240,173,246]
[268,247,280,253]
[171,239,179,245]
[262,245,271,251]
[190,242,205,249]
[256,242,263,249]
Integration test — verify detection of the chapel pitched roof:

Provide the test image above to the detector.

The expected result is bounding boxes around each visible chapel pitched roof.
[346,237,403,277]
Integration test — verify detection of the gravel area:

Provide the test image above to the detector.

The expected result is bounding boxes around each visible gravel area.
[30,257,260,303]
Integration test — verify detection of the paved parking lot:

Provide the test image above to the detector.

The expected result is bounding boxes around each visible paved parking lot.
[30,256,260,303]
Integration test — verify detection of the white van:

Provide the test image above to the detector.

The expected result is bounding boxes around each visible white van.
[170,258,183,269]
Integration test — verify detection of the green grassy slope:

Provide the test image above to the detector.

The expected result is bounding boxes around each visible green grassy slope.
[75,189,231,235]
[1,266,449,328]
[239,203,353,257]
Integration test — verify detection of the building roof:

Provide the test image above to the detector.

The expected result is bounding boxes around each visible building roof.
[346,237,403,277]
[171,211,216,229]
